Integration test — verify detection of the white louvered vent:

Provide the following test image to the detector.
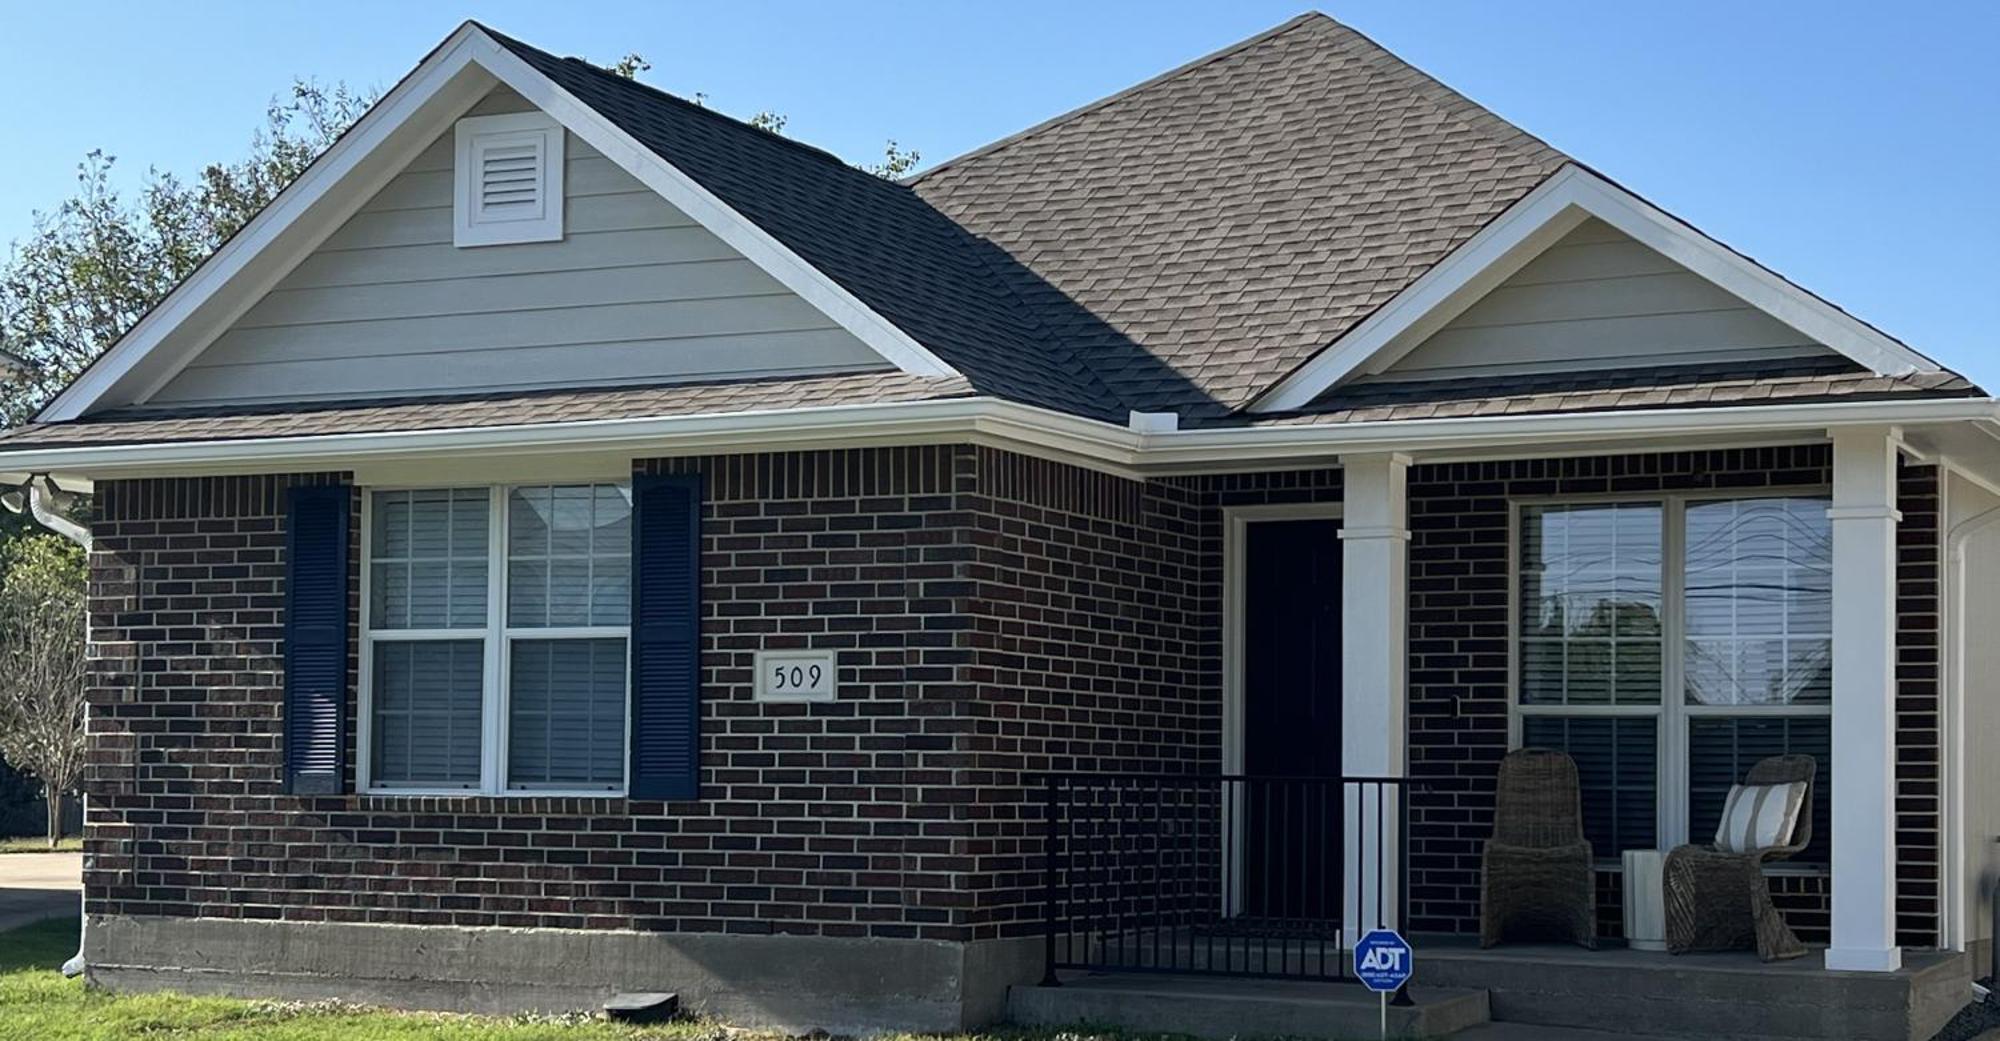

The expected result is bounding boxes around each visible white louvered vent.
[453,112,565,247]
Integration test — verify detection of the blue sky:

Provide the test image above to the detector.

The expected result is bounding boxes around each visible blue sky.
[2,2,1994,385]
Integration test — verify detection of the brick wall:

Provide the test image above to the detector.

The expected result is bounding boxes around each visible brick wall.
[951,453,1345,939]
[87,452,988,940]
[81,449,1283,943]
[1403,448,1837,936]
[1896,461,1941,948]
[1404,446,1943,947]
[81,445,1941,949]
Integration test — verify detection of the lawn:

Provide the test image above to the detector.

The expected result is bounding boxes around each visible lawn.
[0,836,81,853]
[0,917,1147,1041]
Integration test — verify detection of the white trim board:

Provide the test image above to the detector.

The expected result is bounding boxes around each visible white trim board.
[1219,501,1343,917]
[1250,165,1941,413]
[6,395,1999,486]
[37,23,956,423]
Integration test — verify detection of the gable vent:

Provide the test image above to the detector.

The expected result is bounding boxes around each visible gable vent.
[454,111,565,247]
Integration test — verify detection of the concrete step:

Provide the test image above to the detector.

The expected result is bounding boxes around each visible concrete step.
[1454,1025,1693,1041]
[1414,938,1974,1041]
[1007,972,1490,1040]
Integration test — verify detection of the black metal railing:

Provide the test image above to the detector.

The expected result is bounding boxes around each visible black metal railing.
[1039,774,1413,984]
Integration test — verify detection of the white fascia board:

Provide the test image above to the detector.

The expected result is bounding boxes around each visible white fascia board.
[38,25,499,422]
[8,395,1995,486]
[38,25,957,425]
[1250,164,1942,413]
[461,34,958,381]
[1147,396,1999,472]
[0,398,1145,482]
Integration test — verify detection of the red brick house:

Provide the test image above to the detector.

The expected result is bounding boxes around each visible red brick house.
[2,14,1996,1040]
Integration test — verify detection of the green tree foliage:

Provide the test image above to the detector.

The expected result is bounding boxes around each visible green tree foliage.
[607,53,652,79]
[0,81,375,424]
[864,140,922,179]
[601,54,912,179]
[0,534,87,848]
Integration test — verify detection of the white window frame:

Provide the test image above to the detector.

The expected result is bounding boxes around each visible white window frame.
[1506,486,1834,858]
[453,111,566,247]
[358,483,632,798]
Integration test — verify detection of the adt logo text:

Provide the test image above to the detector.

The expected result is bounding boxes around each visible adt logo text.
[1358,946,1405,974]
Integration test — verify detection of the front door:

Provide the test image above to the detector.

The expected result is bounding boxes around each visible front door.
[1241,517,1343,923]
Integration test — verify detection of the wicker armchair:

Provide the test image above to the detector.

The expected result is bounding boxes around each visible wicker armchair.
[1480,748,1597,949]
[1663,754,1815,961]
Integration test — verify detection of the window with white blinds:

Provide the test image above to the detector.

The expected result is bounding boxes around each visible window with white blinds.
[1514,492,1832,862]
[362,483,632,795]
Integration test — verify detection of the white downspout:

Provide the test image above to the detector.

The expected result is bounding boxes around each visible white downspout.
[1946,495,2000,981]
[23,475,92,978]
[28,476,90,549]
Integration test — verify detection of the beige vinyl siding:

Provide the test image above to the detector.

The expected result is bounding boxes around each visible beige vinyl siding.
[151,90,886,406]
[1378,218,1836,381]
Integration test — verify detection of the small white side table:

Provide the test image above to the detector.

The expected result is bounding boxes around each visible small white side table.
[1622,849,1668,951]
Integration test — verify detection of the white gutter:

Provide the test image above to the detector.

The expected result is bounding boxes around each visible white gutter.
[0,395,1995,482]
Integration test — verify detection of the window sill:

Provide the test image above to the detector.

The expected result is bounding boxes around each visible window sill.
[360,788,627,800]
[1595,857,1827,877]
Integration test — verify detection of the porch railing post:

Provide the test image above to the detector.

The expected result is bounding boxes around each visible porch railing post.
[1392,779,1415,1007]
[1040,773,1062,987]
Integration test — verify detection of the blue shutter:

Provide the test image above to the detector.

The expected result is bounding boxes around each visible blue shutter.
[284,484,352,795]
[629,473,702,800]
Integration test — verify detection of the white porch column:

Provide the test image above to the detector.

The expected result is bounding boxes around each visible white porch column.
[1341,452,1410,934]
[1826,426,1903,972]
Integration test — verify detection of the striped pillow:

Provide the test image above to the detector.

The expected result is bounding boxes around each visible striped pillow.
[1713,781,1807,853]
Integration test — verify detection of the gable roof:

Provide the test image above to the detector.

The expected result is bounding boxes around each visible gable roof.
[909,13,1571,417]
[33,22,1085,423]
[18,13,1978,439]
[478,26,1126,422]
[1248,163,1947,412]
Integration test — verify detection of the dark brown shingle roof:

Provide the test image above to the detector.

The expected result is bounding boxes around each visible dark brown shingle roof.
[490,14,1574,421]
[483,27,1126,421]
[10,14,1979,448]
[1231,357,1980,427]
[910,14,1570,417]
[0,372,972,449]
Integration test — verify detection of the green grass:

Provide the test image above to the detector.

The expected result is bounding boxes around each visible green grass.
[0,918,1181,1041]
[0,836,81,853]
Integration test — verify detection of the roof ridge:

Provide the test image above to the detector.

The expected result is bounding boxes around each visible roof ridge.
[1326,18,1566,167]
[905,12,1332,184]
[474,21,885,180]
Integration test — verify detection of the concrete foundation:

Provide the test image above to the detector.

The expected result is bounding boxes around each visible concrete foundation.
[85,915,1044,1034]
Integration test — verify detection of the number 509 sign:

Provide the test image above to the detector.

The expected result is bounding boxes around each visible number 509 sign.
[753,650,838,702]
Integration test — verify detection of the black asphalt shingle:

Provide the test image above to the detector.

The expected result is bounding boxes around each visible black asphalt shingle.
[7,14,1981,448]
[484,26,1126,422]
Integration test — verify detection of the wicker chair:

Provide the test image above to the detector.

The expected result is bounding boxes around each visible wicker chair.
[1663,754,1816,961]
[1480,748,1597,949]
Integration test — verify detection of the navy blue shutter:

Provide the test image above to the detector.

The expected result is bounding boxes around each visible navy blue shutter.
[629,474,702,800]
[284,484,352,795]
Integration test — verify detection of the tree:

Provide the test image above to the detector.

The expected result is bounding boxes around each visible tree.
[0,81,375,424]
[602,54,914,179]
[0,535,87,848]
[864,140,921,179]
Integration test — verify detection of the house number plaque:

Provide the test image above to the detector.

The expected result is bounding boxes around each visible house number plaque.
[753,650,838,702]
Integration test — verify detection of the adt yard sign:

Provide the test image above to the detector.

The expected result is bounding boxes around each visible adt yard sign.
[1353,928,1412,992]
